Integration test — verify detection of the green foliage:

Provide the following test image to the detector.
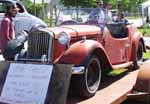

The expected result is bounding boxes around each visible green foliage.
[60,0,148,10]
[21,0,42,16]
[107,69,128,76]
[144,51,150,59]
[105,0,148,10]
[60,0,96,8]
[138,26,150,36]
[26,4,42,16]
[21,0,32,5]
[44,16,51,26]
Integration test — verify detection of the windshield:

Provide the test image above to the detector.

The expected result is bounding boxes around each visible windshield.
[56,8,94,25]
[0,1,9,13]
[0,1,25,13]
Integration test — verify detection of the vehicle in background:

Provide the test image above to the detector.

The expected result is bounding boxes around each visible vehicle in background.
[0,0,47,36]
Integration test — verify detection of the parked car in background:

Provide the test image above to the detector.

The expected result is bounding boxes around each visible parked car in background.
[0,0,47,36]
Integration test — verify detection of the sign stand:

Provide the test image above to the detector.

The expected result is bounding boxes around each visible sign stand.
[0,62,72,104]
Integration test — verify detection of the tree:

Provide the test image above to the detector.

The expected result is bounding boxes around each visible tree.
[21,0,42,17]
[21,0,32,5]
[60,0,97,8]
[60,0,147,10]
[42,0,45,20]
[33,0,36,15]
[60,0,119,8]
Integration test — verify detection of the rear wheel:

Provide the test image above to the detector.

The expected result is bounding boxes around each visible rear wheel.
[133,41,143,69]
[137,42,143,61]
[71,54,101,98]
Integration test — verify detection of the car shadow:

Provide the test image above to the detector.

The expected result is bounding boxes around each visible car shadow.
[66,69,136,104]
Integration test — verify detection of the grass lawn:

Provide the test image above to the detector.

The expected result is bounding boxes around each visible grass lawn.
[144,51,150,59]
[138,27,150,36]
[108,51,150,76]
[108,68,128,76]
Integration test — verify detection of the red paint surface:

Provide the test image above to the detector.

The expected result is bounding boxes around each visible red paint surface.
[48,24,142,69]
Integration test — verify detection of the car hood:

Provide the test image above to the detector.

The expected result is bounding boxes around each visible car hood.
[45,25,101,38]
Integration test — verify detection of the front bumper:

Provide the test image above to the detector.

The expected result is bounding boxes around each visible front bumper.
[72,66,85,74]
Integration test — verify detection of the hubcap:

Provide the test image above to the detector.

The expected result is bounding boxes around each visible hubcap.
[86,59,101,92]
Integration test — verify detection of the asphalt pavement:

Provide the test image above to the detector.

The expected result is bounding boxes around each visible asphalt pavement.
[144,37,150,49]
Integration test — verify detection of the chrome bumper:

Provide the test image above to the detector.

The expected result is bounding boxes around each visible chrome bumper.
[72,66,85,74]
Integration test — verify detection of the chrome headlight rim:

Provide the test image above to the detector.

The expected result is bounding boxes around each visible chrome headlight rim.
[58,31,71,45]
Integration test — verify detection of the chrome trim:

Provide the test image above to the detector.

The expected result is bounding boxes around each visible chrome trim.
[48,31,53,62]
[41,54,48,62]
[14,54,19,61]
[72,66,85,74]
[25,30,54,63]
[15,58,46,62]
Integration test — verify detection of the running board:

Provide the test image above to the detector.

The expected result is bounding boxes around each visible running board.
[112,62,133,69]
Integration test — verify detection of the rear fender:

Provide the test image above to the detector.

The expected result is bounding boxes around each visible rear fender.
[132,32,142,49]
[58,40,112,70]
[131,32,145,61]
[133,37,146,52]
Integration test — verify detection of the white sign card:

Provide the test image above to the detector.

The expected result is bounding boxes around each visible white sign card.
[0,63,53,104]
[148,7,150,17]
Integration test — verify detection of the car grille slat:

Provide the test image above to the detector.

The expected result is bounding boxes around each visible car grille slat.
[27,30,53,61]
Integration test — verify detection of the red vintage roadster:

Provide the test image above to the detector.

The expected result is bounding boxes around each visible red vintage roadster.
[5,9,146,98]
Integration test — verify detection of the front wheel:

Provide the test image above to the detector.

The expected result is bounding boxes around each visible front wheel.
[71,54,101,98]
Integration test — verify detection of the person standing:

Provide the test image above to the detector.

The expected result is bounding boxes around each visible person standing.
[0,3,18,54]
[104,2,112,22]
[88,0,109,31]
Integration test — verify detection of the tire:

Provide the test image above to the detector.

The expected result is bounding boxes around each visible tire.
[71,54,101,98]
[137,42,143,61]
[133,41,143,69]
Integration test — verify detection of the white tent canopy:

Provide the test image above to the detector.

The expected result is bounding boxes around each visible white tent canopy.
[141,0,150,8]
[139,0,150,26]
[139,0,150,16]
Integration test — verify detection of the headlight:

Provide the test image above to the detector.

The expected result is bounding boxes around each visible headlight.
[58,32,71,45]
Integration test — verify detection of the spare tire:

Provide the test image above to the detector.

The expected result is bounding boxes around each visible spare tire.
[3,40,24,60]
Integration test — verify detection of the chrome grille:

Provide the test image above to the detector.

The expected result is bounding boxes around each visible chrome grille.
[27,30,53,62]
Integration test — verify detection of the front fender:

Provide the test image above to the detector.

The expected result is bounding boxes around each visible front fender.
[58,40,106,66]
